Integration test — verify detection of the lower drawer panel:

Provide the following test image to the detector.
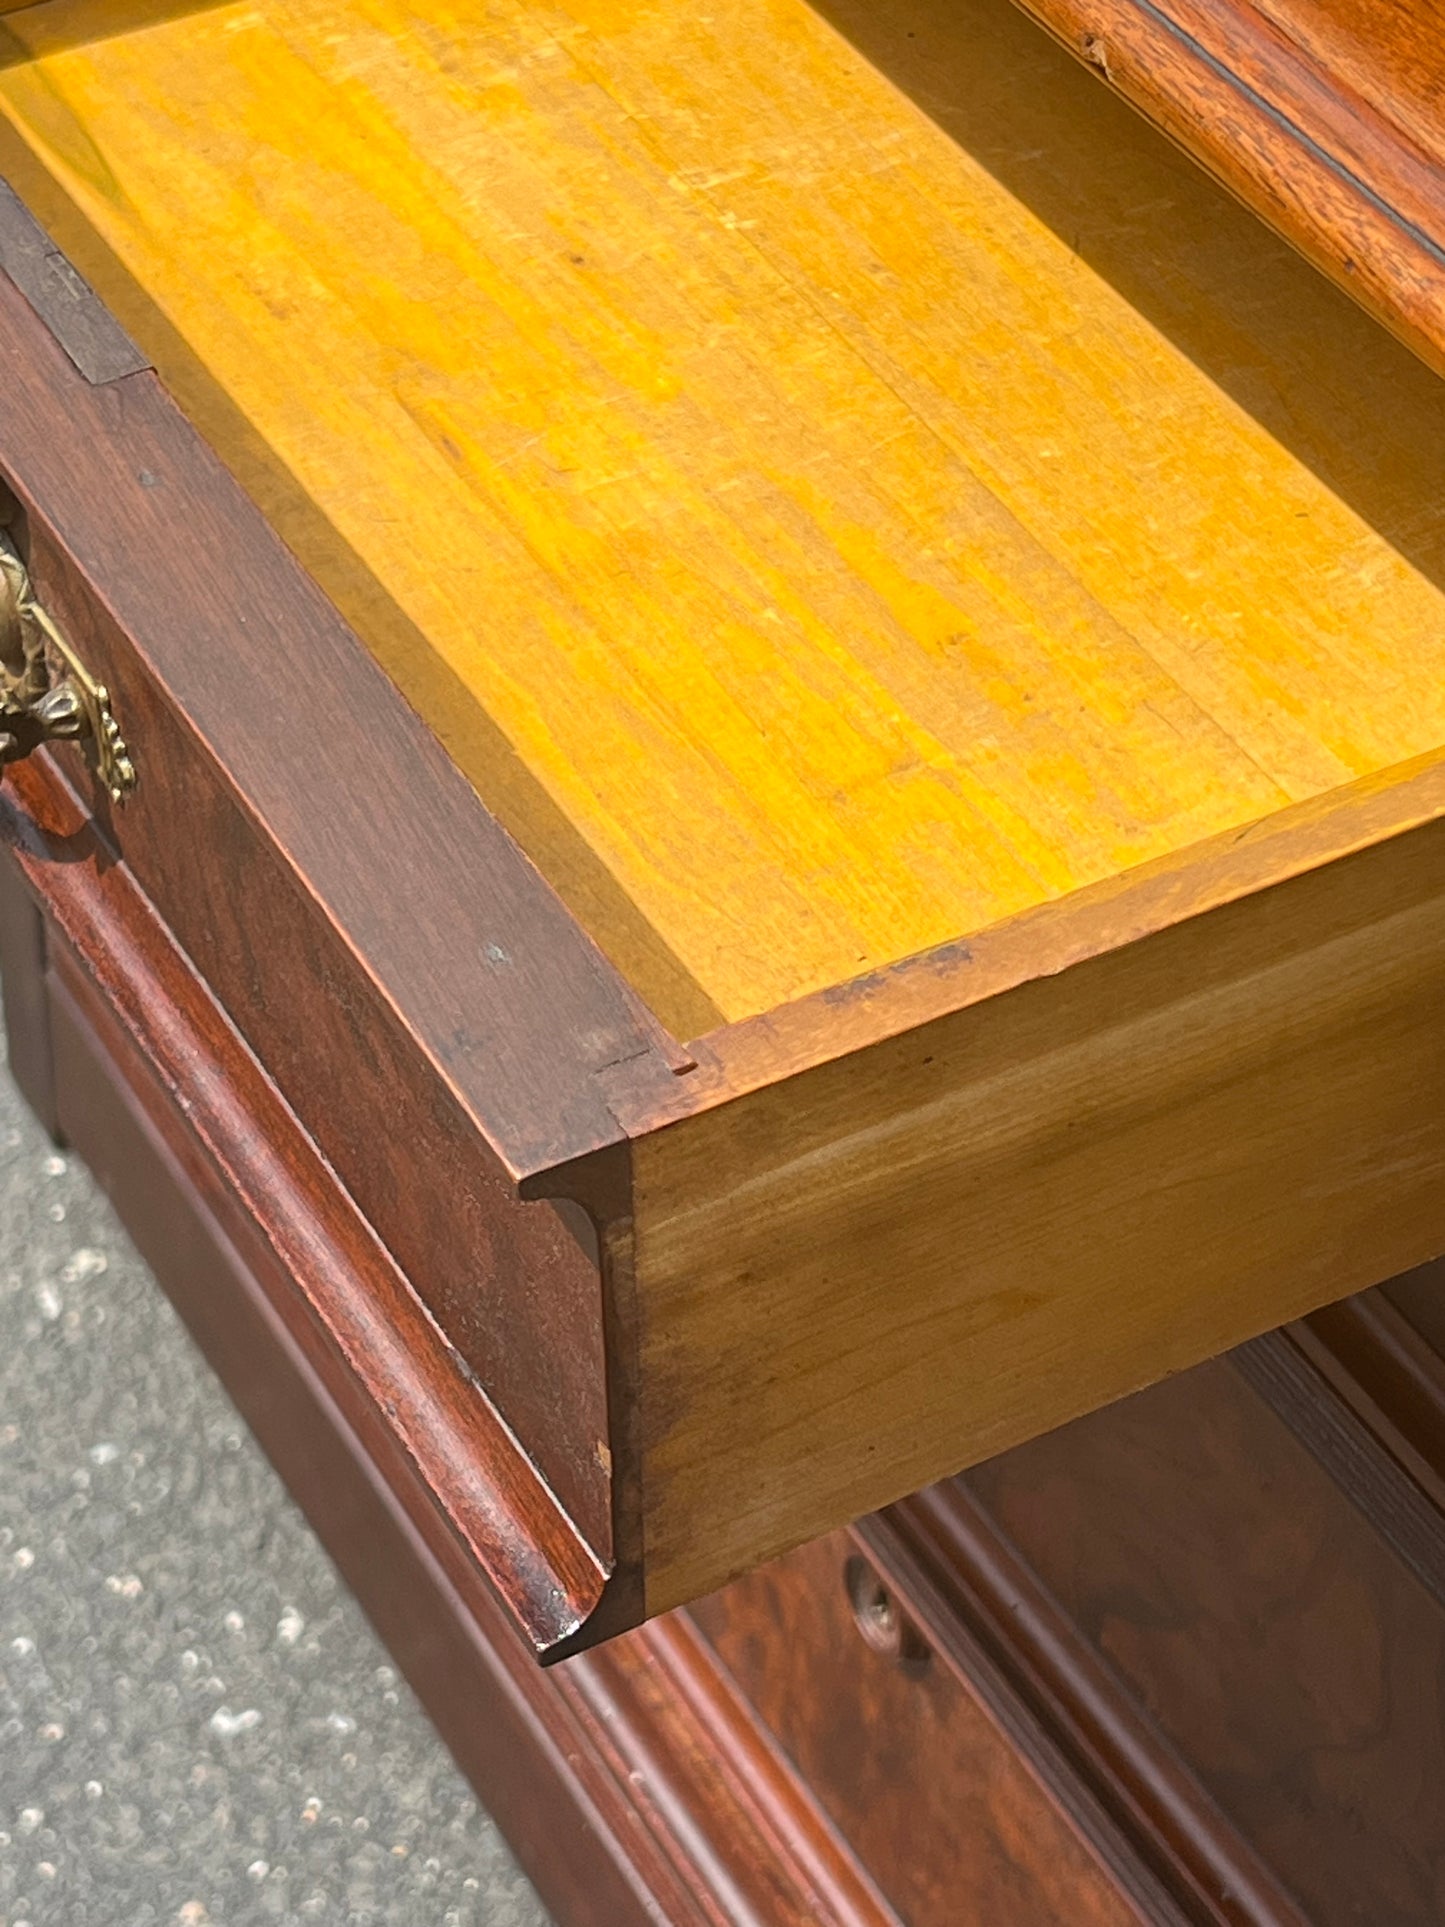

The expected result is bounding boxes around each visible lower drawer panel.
[960,1346,1445,1926]
[690,1533,1163,1927]
[692,1315,1445,1927]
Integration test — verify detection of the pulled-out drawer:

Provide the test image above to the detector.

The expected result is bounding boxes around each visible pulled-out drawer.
[1,0,1444,1655]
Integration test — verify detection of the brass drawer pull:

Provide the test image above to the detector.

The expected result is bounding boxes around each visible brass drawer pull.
[0,530,136,803]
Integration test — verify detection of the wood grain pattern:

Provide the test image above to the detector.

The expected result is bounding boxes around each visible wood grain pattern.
[1381,1259,1445,1370]
[562,1614,903,1926]
[6,0,1445,1021]
[8,9,1445,1643]
[1297,1280,1445,1523]
[0,227,684,1184]
[623,803,1445,1613]
[1234,1325,1445,1612]
[959,1355,1445,1926]
[973,0,1445,378]
[883,1486,1312,1924]
[11,173,1445,1629]
[0,808,616,1653]
[692,1531,1177,1927]
[19,491,623,1556]
[0,175,145,380]
[18,744,1445,1924]
[0,235,694,1559]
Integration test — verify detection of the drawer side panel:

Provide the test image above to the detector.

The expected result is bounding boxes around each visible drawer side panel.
[631,815,1445,1612]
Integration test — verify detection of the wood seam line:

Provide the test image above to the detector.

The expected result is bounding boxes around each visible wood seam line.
[1231,1328,1445,1610]
[1126,0,1445,265]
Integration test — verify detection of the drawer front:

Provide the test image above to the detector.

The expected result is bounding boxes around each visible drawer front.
[689,1532,1167,1927]
[0,257,622,1566]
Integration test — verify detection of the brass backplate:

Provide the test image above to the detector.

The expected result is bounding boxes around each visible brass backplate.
[0,529,136,803]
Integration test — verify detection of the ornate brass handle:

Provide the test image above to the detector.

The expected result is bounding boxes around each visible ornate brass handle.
[0,529,136,804]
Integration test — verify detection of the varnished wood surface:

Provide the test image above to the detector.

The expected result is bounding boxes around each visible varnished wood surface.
[0,175,145,380]
[1294,1278,1445,1526]
[11,166,1445,1632]
[1234,1324,1445,1612]
[7,0,1445,1023]
[692,1532,1174,1926]
[2,876,900,1926]
[0,208,685,1189]
[880,1487,1312,1924]
[16,800,1445,1924]
[0,784,620,1653]
[993,0,1445,379]
[690,1289,1445,1924]
[1244,0,1445,170]
[0,248,688,1549]
[959,1355,1445,1925]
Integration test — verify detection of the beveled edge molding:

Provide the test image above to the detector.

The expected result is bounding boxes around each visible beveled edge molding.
[870,1491,1311,1926]
[1253,1290,1445,1596]
[0,759,615,1657]
[563,1612,903,1927]
[1007,0,1445,379]
[6,854,899,1925]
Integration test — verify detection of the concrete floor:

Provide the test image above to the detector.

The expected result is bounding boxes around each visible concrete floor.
[0,1045,554,1927]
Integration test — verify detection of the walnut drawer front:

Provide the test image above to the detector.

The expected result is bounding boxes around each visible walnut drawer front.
[694,1311,1445,1927]
[689,1531,1177,1927]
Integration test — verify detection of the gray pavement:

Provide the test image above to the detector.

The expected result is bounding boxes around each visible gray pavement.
[0,1043,554,1927]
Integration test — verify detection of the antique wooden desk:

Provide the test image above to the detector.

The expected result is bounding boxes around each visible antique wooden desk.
[3,0,1445,1919]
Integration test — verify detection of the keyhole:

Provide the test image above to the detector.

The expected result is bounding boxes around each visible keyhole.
[844,1554,931,1672]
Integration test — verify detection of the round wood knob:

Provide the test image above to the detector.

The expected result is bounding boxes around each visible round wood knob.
[844,1554,931,1671]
